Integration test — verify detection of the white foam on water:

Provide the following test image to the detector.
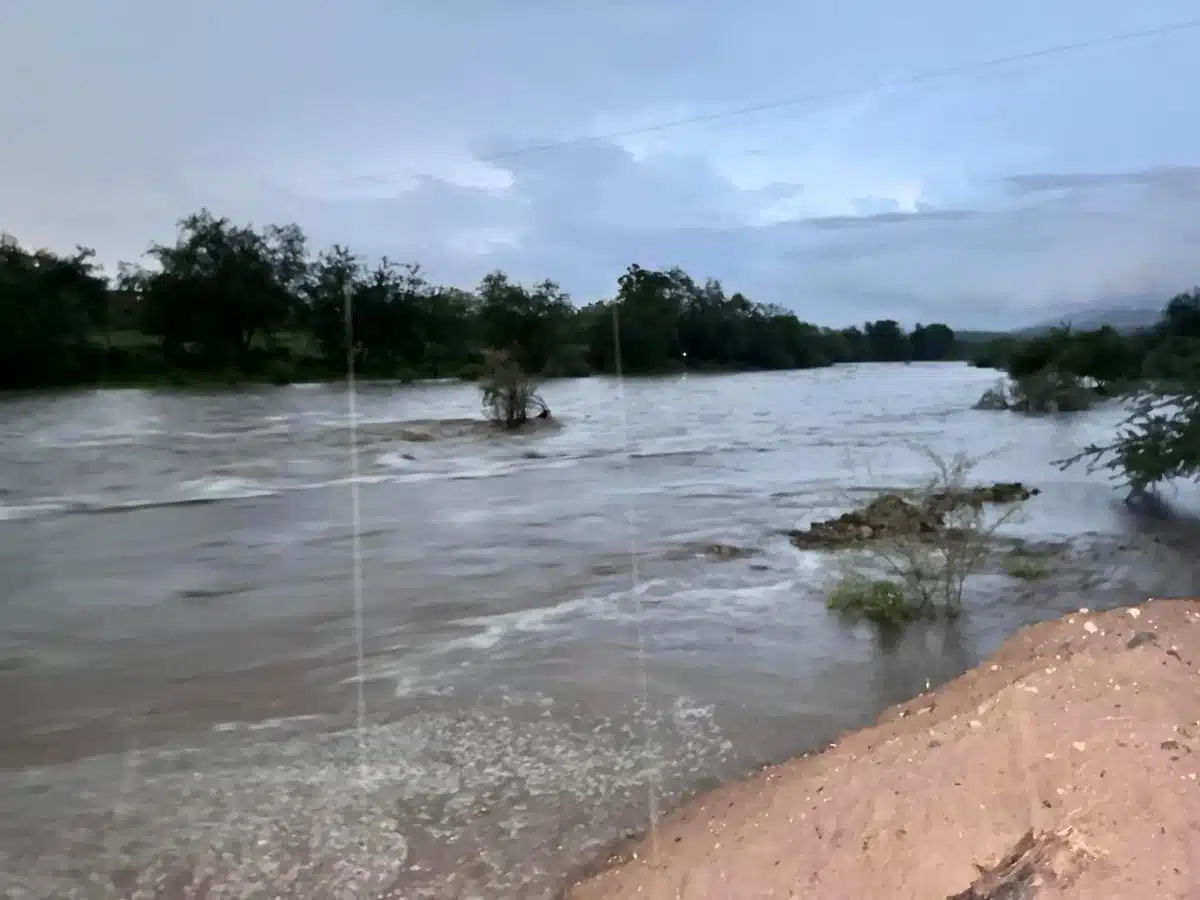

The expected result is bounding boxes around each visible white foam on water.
[308,472,396,490]
[375,449,419,469]
[178,476,277,502]
[409,561,826,670]
[56,476,283,515]
[0,501,67,521]
[336,656,458,695]
[427,573,805,666]
[391,674,457,699]
[5,462,571,522]
[659,577,804,621]
[339,581,678,696]
[211,715,328,733]
[28,435,141,450]
[442,600,593,652]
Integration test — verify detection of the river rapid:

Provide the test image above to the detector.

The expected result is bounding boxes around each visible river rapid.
[1,363,1197,898]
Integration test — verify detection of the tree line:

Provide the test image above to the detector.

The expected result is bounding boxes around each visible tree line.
[968,292,1200,388]
[1,210,969,390]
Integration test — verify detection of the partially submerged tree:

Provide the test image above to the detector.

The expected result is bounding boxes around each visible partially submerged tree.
[827,577,914,627]
[974,370,1098,414]
[873,452,1027,617]
[478,348,549,429]
[821,449,1031,623]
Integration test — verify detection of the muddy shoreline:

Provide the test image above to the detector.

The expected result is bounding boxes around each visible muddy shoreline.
[555,517,1200,899]
[562,592,1200,898]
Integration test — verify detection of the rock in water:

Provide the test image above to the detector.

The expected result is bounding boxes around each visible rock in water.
[787,483,1039,549]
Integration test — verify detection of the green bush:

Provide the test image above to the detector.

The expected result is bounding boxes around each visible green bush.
[827,577,914,626]
[456,362,486,382]
[1003,550,1048,580]
[542,344,592,378]
[265,359,296,386]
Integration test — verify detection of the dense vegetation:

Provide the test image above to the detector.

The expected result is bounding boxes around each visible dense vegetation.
[968,291,1200,493]
[968,292,1200,389]
[1,211,970,391]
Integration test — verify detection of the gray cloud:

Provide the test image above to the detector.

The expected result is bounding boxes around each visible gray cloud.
[1005,165,1200,195]
[801,210,978,230]
[4,0,1200,329]
[266,149,1200,328]
[783,167,1200,325]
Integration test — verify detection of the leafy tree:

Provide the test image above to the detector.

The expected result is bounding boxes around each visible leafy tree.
[420,286,478,377]
[477,271,573,375]
[136,210,305,366]
[1004,326,1074,380]
[1160,289,1200,339]
[306,244,362,368]
[910,323,957,361]
[864,319,911,362]
[677,277,748,366]
[0,235,107,387]
[835,326,869,362]
[612,265,685,373]
[1061,325,1134,386]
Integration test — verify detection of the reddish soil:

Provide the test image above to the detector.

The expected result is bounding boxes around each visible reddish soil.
[564,597,1200,899]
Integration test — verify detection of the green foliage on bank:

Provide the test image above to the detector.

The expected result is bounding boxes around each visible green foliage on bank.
[966,291,1200,388]
[2,211,972,391]
[968,292,1200,493]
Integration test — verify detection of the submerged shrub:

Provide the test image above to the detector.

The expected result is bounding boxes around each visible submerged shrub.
[827,577,914,626]
[478,348,548,428]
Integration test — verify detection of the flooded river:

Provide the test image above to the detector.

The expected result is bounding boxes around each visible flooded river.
[1,363,1196,898]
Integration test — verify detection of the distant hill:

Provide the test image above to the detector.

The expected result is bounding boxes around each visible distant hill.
[1015,298,1165,336]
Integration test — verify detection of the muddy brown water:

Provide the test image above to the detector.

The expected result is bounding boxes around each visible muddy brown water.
[1,363,1197,898]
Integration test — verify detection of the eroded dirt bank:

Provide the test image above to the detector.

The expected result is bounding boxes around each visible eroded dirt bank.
[564,597,1200,900]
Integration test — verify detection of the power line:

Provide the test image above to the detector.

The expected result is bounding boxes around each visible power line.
[472,17,1200,166]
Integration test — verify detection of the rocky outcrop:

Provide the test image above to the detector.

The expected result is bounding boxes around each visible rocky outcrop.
[927,482,1038,510]
[787,483,1039,549]
[703,543,759,561]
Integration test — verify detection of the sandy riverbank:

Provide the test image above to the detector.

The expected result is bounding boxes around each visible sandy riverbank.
[563,597,1200,899]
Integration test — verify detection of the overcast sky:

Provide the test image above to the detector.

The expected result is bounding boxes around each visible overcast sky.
[3,1,1200,328]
